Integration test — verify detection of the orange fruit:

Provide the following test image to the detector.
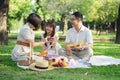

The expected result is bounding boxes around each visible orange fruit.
[62,62,68,67]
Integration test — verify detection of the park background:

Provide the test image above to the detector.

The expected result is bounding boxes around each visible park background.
[0,0,120,80]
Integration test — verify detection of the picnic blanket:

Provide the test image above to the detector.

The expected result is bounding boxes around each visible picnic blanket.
[89,55,120,66]
[17,55,120,69]
[67,55,120,68]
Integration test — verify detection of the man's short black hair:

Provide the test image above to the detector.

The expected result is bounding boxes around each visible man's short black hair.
[72,12,83,21]
[27,13,41,30]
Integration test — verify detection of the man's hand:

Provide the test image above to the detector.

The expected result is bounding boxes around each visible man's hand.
[74,45,84,50]
[66,49,72,56]
[65,43,73,56]
[74,46,81,50]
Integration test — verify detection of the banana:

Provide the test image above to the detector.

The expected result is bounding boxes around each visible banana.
[67,41,84,48]
[38,50,48,57]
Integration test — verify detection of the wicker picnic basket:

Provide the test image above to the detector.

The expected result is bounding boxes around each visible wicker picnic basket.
[18,58,35,66]
[18,43,35,66]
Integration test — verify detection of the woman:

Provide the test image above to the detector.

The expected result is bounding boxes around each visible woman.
[41,21,61,56]
[11,13,46,61]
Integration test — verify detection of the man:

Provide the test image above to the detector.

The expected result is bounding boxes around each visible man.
[59,12,93,61]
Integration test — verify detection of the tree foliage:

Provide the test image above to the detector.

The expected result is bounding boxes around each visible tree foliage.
[34,0,120,23]
[8,0,120,28]
[9,0,31,20]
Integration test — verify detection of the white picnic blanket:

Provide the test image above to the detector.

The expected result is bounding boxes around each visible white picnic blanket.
[66,55,120,68]
[89,55,120,66]
[17,55,120,69]
[66,59,90,68]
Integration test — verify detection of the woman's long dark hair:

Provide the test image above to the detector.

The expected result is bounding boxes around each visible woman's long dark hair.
[43,21,56,47]
[43,21,56,38]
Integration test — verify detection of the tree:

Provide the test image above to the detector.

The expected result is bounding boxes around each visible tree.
[41,0,76,33]
[115,4,120,44]
[0,0,10,45]
[8,0,120,33]
[8,0,31,23]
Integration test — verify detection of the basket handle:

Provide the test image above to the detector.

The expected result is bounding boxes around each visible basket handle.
[28,42,33,64]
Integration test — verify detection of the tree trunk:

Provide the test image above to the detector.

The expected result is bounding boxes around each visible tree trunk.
[115,4,120,44]
[0,0,9,45]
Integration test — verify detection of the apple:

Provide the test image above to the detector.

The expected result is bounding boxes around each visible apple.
[61,58,64,61]
[58,61,64,67]
[52,58,56,62]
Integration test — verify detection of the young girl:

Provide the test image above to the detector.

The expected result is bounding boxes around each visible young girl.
[41,21,61,56]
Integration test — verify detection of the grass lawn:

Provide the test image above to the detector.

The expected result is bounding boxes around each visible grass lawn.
[0,40,120,80]
[58,32,116,39]
[8,30,116,39]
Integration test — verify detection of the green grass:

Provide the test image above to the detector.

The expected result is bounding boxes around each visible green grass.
[8,31,42,38]
[92,33,115,39]
[0,40,120,80]
[58,31,115,39]
[8,31,116,39]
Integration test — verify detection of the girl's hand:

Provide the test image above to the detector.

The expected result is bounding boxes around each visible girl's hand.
[47,37,54,42]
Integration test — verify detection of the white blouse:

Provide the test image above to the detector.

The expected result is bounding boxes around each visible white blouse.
[11,23,35,61]
[41,33,61,55]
